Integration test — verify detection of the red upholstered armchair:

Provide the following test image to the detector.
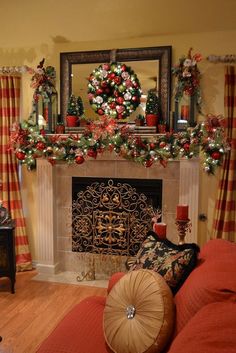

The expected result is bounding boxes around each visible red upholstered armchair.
[36,239,236,353]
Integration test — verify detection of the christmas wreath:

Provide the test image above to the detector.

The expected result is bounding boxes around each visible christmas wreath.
[87,62,141,119]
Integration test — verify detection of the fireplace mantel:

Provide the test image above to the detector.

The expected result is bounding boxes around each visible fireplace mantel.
[35,154,200,275]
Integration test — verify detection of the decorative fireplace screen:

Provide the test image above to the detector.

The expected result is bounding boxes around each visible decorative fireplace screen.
[72,178,162,257]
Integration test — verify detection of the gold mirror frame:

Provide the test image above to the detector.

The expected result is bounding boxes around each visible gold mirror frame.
[60,46,172,127]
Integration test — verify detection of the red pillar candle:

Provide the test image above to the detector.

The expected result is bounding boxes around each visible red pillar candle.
[181,105,189,120]
[176,205,189,220]
[153,222,167,239]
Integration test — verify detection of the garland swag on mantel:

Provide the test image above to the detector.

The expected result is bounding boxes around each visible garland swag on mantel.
[10,115,229,174]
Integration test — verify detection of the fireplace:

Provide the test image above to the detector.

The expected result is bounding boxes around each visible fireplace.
[72,177,162,256]
[35,152,200,277]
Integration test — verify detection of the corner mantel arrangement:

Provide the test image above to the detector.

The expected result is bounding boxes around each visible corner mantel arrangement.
[10,114,228,175]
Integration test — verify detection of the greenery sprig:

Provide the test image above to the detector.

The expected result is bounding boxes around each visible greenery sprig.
[10,115,229,175]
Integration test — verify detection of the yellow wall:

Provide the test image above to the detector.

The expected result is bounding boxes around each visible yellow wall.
[1,29,235,258]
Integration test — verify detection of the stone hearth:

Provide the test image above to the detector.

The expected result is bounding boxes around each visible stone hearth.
[35,153,200,276]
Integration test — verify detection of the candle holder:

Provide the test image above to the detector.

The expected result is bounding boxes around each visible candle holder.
[175,219,192,245]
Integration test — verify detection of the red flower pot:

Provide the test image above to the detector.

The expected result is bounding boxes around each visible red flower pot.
[146,114,158,127]
[66,115,78,127]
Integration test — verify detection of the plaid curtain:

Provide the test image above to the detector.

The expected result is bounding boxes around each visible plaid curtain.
[212,66,236,241]
[0,75,32,271]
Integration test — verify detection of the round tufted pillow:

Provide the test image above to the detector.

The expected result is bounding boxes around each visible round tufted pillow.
[103,269,175,353]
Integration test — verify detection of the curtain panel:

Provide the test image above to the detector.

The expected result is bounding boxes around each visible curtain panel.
[0,75,32,271]
[213,66,236,241]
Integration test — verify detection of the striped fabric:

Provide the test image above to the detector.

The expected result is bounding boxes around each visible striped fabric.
[212,66,236,241]
[0,75,32,271]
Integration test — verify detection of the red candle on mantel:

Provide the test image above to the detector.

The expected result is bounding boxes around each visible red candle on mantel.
[153,222,167,239]
[176,205,189,220]
[181,105,190,120]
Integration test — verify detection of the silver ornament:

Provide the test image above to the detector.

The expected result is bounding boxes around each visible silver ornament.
[95,96,103,104]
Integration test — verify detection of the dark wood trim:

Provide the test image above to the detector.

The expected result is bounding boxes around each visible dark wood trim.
[60,46,172,128]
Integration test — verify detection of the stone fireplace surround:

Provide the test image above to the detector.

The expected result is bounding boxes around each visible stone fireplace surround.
[35,153,200,277]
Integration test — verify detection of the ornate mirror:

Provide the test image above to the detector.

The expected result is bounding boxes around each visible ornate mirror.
[60,46,172,127]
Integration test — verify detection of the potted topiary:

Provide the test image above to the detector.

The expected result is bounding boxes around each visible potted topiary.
[145,90,160,127]
[66,94,79,127]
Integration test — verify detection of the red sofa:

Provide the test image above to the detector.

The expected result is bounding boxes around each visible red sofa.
[37,239,236,353]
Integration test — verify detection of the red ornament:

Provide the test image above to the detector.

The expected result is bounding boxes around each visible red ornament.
[104,88,111,94]
[211,151,220,160]
[96,88,103,95]
[109,102,116,109]
[145,159,153,168]
[98,109,104,115]
[75,155,85,164]
[113,90,119,97]
[159,141,166,148]
[121,64,127,71]
[114,76,121,85]
[40,128,46,136]
[101,81,108,88]
[87,149,97,159]
[183,143,190,151]
[150,143,156,149]
[109,73,116,79]
[132,95,138,102]
[102,63,110,71]
[116,97,124,105]
[36,141,46,151]
[16,151,26,160]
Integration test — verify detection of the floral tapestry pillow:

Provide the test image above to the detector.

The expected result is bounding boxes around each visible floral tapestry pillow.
[129,231,200,294]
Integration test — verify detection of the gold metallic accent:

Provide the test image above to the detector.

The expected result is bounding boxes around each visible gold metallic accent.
[175,219,192,245]
[72,179,154,256]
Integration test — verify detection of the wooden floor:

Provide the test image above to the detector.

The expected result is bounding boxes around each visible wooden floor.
[0,270,107,353]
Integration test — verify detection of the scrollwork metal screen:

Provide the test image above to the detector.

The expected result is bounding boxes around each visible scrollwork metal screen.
[72,178,162,256]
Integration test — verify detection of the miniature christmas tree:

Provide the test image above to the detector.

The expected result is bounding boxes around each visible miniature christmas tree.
[145,90,160,116]
[67,94,78,116]
[77,96,85,117]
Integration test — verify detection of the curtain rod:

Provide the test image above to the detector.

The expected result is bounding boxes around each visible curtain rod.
[0,66,27,74]
[207,55,236,63]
